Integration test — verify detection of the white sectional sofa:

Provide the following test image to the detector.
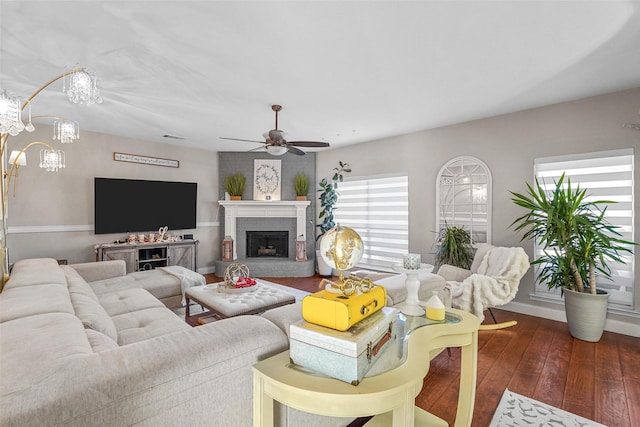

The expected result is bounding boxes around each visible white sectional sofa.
[0,258,353,427]
[0,258,449,427]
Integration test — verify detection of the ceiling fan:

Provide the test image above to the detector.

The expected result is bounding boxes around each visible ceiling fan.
[220,105,330,156]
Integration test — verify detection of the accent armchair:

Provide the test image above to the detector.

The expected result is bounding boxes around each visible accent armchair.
[437,244,530,329]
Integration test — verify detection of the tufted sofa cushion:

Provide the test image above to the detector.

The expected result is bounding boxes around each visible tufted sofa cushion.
[89,269,183,308]
[112,307,190,345]
[97,288,165,317]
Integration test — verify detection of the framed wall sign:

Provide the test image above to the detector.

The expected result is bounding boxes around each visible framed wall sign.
[114,152,179,168]
[253,159,281,200]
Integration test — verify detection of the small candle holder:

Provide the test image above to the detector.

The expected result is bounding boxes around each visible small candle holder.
[403,253,421,270]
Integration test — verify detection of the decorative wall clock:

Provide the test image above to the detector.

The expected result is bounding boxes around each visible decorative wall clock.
[253,159,281,200]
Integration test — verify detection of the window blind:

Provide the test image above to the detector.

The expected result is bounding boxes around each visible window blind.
[533,148,635,306]
[334,175,409,271]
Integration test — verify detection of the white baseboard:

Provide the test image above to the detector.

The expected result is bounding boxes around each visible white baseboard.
[197,266,216,275]
[499,301,640,338]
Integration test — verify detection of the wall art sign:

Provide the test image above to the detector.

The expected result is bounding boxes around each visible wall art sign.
[113,152,179,168]
[253,159,281,200]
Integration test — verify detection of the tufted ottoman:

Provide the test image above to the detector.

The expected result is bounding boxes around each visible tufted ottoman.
[185,280,296,325]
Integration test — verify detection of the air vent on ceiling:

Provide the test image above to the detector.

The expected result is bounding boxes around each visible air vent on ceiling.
[162,134,187,140]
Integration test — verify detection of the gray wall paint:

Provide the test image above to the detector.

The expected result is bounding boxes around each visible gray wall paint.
[6,126,220,271]
[317,88,640,330]
[218,151,317,256]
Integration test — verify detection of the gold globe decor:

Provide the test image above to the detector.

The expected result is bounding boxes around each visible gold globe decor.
[319,225,374,295]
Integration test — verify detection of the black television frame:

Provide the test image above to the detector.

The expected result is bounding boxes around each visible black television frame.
[94,177,197,234]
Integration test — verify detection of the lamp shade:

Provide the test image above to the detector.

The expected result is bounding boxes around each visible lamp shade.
[8,150,26,166]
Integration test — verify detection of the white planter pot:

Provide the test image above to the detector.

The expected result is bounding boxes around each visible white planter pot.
[316,250,333,277]
[564,288,609,342]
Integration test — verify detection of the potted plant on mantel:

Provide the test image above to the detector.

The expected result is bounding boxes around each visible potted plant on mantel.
[510,173,635,342]
[294,173,309,201]
[316,161,351,276]
[433,224,474,271]
[225,173,246,200]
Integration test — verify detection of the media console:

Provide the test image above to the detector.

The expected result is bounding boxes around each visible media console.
[95,240,198,273]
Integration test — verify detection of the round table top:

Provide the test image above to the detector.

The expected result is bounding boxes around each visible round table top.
[391,263,434,274]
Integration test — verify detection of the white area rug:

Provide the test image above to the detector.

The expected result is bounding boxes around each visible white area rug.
[489,389,607,427]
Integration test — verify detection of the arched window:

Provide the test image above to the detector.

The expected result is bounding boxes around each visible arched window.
[436,156,492,245]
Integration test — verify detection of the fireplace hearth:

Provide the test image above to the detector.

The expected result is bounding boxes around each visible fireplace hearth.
[246,231,289,258]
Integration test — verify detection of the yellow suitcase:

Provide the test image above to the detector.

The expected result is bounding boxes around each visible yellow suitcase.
[302,285,387,331]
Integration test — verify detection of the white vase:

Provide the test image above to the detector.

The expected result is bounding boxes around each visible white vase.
[316,250,333,277]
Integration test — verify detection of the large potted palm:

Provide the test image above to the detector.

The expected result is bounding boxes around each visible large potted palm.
[510,173,634,342]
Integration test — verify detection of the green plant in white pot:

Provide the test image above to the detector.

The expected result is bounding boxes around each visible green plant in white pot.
[510,173,635,342]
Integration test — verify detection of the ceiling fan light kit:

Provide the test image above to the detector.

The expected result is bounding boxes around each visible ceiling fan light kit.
[265,145,288,156]
[220,104,330,156]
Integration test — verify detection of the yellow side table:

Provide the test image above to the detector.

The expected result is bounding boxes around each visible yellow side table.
[253,308,480,427]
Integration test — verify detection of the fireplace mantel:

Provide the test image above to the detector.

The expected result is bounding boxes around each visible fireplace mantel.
[219,200,311,260]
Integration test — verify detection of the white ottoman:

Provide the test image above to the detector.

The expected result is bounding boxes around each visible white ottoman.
[185,281,296,325]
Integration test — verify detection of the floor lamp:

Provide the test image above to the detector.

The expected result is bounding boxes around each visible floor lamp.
[0,66,101,289]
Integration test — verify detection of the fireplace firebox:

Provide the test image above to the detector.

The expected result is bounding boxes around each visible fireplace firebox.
[246,231,289,258]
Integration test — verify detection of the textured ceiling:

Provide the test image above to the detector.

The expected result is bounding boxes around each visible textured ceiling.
[1,1,639,153]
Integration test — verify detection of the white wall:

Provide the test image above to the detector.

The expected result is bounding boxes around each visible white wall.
[317,88,640,335]
[6,126,221,272]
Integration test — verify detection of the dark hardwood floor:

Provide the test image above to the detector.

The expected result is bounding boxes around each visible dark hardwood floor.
[204,273,640,426]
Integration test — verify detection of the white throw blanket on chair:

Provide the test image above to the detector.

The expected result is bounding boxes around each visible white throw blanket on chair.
[449,247,529,321]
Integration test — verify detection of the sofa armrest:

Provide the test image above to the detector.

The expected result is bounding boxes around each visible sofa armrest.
[437,264,473,282]
[69,260,126,283]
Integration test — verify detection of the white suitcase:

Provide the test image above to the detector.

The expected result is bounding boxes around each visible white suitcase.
[289,307,399,385]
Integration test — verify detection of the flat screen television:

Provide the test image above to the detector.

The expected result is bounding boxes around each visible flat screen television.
[94,178,197,234]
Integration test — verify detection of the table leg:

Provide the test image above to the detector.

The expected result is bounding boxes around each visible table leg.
[185,296,191,318]
[401,273,425,316]
[253,374,274,427]
[390,388,415,427]
[454,330,478,427]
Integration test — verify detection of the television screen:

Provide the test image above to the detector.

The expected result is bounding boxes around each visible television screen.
[94,178,197,234]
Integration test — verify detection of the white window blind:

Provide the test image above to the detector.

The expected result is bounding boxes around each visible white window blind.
[534,148,635,306]
[334,175,409,271]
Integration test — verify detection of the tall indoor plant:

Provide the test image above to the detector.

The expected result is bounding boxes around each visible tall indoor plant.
[316,161,351,276]
[510,173,634,341]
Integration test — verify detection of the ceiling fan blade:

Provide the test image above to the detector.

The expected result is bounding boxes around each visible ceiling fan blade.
[286,145,306,156]
[220,137,266,144]
[287,141,330,147]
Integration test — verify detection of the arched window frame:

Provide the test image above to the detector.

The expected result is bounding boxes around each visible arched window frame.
[435,156,492,245]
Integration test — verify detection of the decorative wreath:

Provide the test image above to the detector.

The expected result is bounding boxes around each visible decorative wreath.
[255,164,280,195]
[223,263,251,287]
